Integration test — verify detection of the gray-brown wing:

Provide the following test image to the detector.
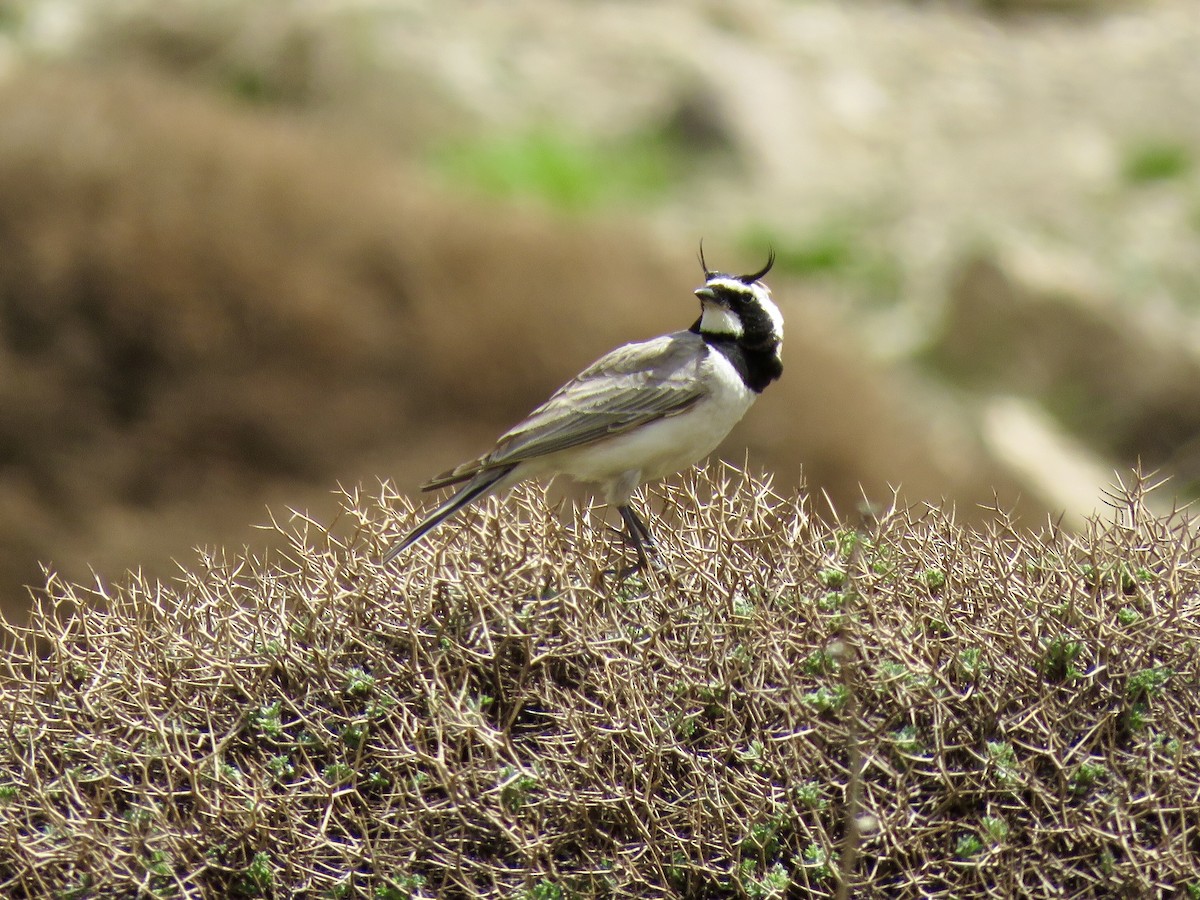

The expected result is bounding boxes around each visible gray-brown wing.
[424,332,706,489]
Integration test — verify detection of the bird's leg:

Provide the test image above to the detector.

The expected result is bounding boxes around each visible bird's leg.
[618,504,659,573]
[623,505,658,552]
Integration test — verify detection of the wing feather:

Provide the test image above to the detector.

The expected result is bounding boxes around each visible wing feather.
[423,332,707,490]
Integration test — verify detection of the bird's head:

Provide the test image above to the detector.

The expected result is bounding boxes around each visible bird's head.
[691,244,783,353]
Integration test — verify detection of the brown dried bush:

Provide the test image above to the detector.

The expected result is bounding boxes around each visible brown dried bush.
[0,464,1197,898]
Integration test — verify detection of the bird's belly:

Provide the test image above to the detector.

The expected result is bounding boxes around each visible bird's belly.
[548,381,756,490]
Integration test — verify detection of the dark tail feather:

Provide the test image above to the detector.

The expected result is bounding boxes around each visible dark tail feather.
[381,465,517,564]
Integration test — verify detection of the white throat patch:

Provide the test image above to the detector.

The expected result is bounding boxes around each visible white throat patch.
[699,302,744,337]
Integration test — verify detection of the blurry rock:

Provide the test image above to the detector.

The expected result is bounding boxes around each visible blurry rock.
[974,0,1116,14]
[982,395,1125,528]
[660,87,740,158]
[930,251,1200,488]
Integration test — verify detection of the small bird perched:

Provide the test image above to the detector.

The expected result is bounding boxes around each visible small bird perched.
[382,245,783,568]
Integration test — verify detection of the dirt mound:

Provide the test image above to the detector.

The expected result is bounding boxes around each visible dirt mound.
[0,65,679,616]
[0,67,1040,622]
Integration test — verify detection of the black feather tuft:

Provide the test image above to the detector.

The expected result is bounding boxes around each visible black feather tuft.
[738,248,775,285]
[697,238,715,280]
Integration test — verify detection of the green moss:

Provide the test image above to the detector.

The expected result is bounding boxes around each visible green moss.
[344,666,377,697]
[1069,761,1108,795]
[799,843,837,882]
[1041,637,1086,682]
[802,683,849,713]
[792,781,828,811]
[955,833,984,859]
[499,766,539,813]
[237,851,274,897]
[922,567,947,590]
[520,880,564,900]
[1128,665,1173,700]
[891,724,922,755]
[249,701,285,740]
[981,816,1009,844]
[817,567,846,589]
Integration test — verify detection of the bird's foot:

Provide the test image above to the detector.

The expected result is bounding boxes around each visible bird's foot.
[602,528,665,583]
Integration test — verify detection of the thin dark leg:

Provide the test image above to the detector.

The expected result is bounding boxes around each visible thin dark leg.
[623,505,657,551]
[618,504,657,572]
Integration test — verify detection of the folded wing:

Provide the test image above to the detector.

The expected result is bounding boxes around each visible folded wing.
[423,332,707,490]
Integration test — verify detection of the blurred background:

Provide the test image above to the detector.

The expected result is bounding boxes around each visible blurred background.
[0,0,1198,620]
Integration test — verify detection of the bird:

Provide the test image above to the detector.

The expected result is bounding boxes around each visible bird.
[382,244,783,569]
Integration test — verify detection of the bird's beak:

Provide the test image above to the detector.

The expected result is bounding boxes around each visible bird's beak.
[694,286,719,303]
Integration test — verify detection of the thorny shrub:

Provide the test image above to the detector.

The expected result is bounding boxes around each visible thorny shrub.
[0,465,1197,898]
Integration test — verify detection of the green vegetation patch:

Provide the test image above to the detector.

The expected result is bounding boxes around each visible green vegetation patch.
[0,465,1197,896]
[429,128,687,212]
[1121,138,1193,184]
[740,217,903,303]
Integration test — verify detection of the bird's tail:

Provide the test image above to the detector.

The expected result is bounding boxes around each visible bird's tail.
[381,464,518,564]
